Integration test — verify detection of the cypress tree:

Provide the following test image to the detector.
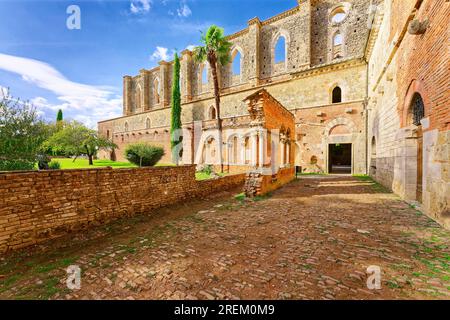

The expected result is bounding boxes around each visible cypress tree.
[56,109,63,122]
[170,52,182,165]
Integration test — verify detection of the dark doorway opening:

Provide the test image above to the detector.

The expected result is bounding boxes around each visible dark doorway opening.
[329,143,352,174]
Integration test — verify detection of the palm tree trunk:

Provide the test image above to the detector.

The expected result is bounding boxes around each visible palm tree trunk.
[209,56,224,173]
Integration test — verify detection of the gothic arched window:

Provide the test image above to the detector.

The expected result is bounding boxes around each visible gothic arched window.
[232,49,242,76]
[332,86,342,103]
[274,35,287,64]
[410,93,425,126]
[153,78,160,104]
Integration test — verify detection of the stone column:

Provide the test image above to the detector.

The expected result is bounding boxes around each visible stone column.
[280,141,285,168]
[241,140,246,166]
[286,141,290,168]
[159,61,170,107]
[123,76,132,115]
[140,69,150,111]
[251,131,258,167]
[181,50,193,102]
[247,17,261,86]
[258,130,264,168]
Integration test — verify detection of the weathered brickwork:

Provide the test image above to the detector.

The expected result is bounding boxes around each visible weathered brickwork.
[367,0,449,228]
[0,167,245,253]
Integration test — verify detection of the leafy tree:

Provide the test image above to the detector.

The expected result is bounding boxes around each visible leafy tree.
[193,25,232,173]
[45,121,117,166]
[56,109,63,122]
[0,91,51,171]
[170,52,183,165]
[125,143,165,167]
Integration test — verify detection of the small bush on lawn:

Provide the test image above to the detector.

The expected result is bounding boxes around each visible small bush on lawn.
[125,143,165,167]
[48,160,61,170]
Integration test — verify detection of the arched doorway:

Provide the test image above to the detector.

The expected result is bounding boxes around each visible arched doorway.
[327,123,353,174]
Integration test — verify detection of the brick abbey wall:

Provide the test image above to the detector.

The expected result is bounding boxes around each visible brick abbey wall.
[367,0,449,228]
[0,166,245,253]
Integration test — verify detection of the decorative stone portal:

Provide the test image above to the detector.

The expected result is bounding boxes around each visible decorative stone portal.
[241,89,296,197]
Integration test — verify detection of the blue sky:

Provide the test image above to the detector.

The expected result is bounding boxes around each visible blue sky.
[0,0,298,127]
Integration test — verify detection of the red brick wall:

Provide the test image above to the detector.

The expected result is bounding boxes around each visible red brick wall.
[0,166,244,253]
[396,0,450,131]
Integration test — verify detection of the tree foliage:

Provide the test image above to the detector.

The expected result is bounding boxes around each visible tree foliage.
[193,26,232,67]
[124,143,165,167]
[56,109,63,122]
[170,52,183,164]
[193,25,232,173]
[0,91,51,171]
[44,121,117,165]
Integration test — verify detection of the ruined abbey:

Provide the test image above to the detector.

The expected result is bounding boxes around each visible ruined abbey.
[99,0,449,228]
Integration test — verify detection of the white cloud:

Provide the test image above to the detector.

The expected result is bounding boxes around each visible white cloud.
[177,4,192,17]
[150,46,175,62]
[0,53,122,128]
[186,44,196,51]
[130,0,152,14]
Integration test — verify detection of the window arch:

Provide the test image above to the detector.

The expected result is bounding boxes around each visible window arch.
[274,35,287,64]
[229,135,239,164]
[135,85,142,110]
[204,137,217,164]
[231,48,242,76]
[208,106,217,120]
[145,118,151,130]
[409,93,425,126]
[330,6,348,24]
[332,32,344,59]
[153,78,160,104]
[124,122,129,132]
[333,33,343,46]
[332,86,342,103]
[200,64,208,85]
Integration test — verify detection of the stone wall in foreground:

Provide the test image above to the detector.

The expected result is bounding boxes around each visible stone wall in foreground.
[0,166,245,253]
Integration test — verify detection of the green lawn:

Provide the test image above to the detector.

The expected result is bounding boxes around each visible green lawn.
[195,172,228,181]
[46,159,178,170]
[41,159,225,181]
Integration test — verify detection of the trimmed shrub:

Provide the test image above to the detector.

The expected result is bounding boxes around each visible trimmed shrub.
[125,143,165,167]
[0,159,35,171]
[202,164,213,175]
[48,160,61,170]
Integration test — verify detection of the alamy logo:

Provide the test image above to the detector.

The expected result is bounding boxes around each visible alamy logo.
[66,265,81,290]
[66,5,81,30]
[366,265,381,290]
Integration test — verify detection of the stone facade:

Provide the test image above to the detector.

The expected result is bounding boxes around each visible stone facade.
[367,0,449,228]
[99,0,371,176]
[0,166,245,253]
[98,0,449,227]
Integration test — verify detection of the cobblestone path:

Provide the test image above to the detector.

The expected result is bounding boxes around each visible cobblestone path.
[0,176,449,300]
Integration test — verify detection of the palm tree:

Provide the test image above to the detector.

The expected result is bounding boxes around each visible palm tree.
[193,25,232,173]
